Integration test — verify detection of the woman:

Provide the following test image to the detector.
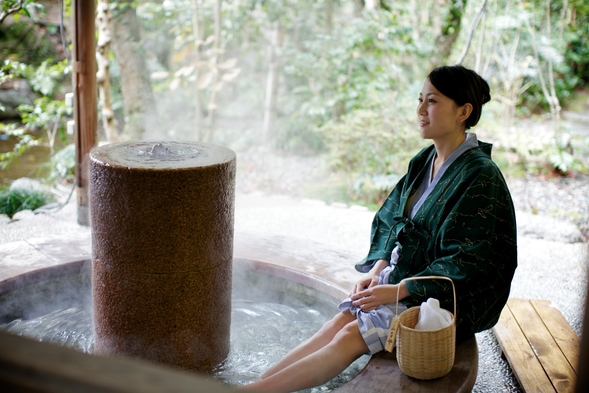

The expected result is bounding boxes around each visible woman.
[241,65,517,393]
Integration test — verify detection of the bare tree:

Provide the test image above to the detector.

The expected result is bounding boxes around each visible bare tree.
[262,21,284,148]
[0,0,27,24]
[455,0,488,65]
[202,0,222,142]
[192,0,204,141]
[325,0,333,34]
[523,0,561,129]
[109,0,157,141]
[96,0,118,142]
[435,0,467,66]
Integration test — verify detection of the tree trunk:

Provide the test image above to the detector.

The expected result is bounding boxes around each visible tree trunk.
[325,0,333,34]
[434,0,466,66]
[455,0,487,65]
[524,0,561,129]
[353,0,364,17]
[262,21,284,149]
[96,0,119,143]
[202,0,222,143]
[192,0,203,141]
[109,0,157,141]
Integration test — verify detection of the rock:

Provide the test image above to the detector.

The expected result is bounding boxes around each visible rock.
[0,79,35,120]
[11,209,34,221]
[516,212,585,243]
[9,178,47,193]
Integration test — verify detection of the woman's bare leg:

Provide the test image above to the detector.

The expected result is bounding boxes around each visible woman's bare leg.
[258,311,356,380]
[241,319,368,393]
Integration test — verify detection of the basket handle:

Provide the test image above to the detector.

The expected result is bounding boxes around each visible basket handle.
[395,275,457,317]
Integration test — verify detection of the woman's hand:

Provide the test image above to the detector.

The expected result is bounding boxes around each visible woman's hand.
[350,282,409,312]
[349,259,390,297]
[350,275,379,296]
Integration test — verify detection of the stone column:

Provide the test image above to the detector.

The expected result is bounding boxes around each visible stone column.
[90,141,235,372]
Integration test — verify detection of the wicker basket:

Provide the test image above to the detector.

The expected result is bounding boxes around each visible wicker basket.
[390,276,456,380]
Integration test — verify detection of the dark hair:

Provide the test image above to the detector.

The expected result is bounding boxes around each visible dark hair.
[427,65,491,129]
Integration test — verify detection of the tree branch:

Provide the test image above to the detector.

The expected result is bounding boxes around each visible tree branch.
[0,0,26,25]
[455,0,488,65]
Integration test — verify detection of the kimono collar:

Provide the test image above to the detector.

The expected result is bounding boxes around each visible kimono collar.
[406,133,479,218]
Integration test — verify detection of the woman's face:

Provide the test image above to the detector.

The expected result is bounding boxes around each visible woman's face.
[417,78,466,142]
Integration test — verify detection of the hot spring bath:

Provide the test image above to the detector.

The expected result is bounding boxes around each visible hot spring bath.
[0,256,368,391]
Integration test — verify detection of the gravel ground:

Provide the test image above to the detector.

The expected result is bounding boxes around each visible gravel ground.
[508,174,589,242]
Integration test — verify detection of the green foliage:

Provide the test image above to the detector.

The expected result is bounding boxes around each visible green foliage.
[0,185,54,219]
[513,1,578,112]
[0,59,70,97]
[317,101,426,202]
[546,131,588,174]
[282,5,427,124]
[273,3,432,158]
[0,1,59,66]
[19,95,71,145]
[567,0,589,84]
[36,143,76,184]
[0,123,39,170]
[0,0,41,21]
[0,59,71,172]
[24,59,70,96]
[90,1,589,185]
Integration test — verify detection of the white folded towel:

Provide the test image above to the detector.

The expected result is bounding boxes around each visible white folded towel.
[414,298,453,331]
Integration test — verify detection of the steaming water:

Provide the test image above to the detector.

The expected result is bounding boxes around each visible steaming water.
[2,298,368,392]
[2,307,93,353]
[90,141,236,169]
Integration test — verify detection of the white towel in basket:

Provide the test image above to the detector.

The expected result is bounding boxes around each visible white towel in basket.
[414,298,453,331]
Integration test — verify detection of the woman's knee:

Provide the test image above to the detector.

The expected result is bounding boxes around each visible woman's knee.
[316,312,355,337]
[331,321,367,352]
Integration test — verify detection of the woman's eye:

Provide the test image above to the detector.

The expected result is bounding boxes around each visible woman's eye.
[428,99,435,103]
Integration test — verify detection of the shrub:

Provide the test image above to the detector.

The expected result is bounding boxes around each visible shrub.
[0,186,55,219]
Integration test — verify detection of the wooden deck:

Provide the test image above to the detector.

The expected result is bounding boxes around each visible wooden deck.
[493,298,580,393]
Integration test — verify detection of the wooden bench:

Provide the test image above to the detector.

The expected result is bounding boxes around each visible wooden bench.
[493,298,580,393]
[333,336,478,392]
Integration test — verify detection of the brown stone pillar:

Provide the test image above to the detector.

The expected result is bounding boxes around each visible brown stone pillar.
[90,141,235,372]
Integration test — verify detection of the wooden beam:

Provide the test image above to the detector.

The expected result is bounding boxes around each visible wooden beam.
[0,331,238,392]
[72,0,97,226]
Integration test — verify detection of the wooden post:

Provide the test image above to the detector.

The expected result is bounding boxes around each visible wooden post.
[72,0,97,226]
[576,265,589,392]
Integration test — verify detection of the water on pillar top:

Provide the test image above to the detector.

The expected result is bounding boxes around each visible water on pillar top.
[91,141,235,170]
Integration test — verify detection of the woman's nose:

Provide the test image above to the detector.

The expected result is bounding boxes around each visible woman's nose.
[417,102,426,115]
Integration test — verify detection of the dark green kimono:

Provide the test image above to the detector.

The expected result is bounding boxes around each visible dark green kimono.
[356,141,517,342]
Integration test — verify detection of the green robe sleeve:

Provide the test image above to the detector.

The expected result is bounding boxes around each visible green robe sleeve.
[354,176,405,271]
[355,147,434,272]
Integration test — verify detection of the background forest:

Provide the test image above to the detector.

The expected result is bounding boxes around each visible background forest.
[1,0,589,208]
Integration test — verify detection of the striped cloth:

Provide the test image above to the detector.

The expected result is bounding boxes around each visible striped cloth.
[338,265,406,355]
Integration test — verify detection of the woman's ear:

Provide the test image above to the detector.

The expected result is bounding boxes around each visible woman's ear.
[457,103,473,124]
